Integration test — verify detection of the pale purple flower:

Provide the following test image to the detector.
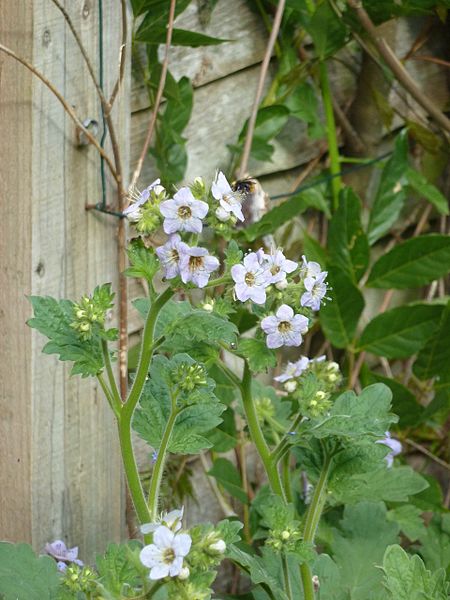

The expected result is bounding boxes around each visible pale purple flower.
[274,356,310,383]
[262,248,297,285]
[301,271,328,311]
[300,255,323,280]
[140,525,192,580]
[44,540,83,567]
[231,252,271,304]
[57,561,67,572]
[141,507,184,535]
[160,187,209,234]
[123,179,162,216]
[261,304,309,349]
[211,171,244,222]
[179,246,219,288]
[156,234,189,280]
[376,432,402,468]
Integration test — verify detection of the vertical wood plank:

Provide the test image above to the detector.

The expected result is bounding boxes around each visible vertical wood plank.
[0,0,129,560]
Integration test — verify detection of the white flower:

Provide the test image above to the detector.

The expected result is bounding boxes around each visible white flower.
[140,525,192,580]
[211,171,244,222]
[155,235,189,280]
[123,179,162,216]
[179,246,220,288]
[160,187,209,234]
[262,249,297,285]
[301,271,328,311]
[231,251,271,304]
[300,255,323,280]
[376,432,402,468]
[274,356,310,383]
[140,507,185,535]
[261,304,309,349]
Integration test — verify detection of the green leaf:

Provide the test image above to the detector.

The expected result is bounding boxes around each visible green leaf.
[303,232,328,266]
[239,106,290,144]
[367,235,450,289]
[96,541,145,596]
[138,26,229,46]
[131,0,191,18]
[387,505,426,542]
[360,366,424,427]
[125,238,159,281]
[216,520,244,546]
[329,502,399,600]
[407,168,449,215]
[358,303,443,358]
[308,383,397,439]
[27,296,105,377]
[0,543,60,600]
[208,458,248,504]
[243,188,329,241]
[319,267,365,348]
[414,301,450,380]
[165,309,238,346]
[328,187,369,281]
[313,555,346,600]
[368,131,408,244]
[306,2,349,59]
[382,544,449,600]
[133,354,225,454]
[417,514,450,573]
[238,338,276,373]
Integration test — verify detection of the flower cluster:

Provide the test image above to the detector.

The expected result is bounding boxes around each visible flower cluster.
[299,256,329,311]
[70,285,115,341]
[45,539,83,572]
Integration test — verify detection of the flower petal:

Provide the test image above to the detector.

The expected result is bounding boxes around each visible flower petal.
[149,563,170,580]
[140,544,162,568]
[172,533,192,557]
[276,304,294,321]
[153,526,175,549]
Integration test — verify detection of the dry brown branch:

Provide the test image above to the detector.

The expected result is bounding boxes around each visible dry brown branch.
[130,0,176,188]
[347,0,450,135]
[237,0,286,178]
[405,438,450,472]
[0,42,119,182]
[109,0,129,110]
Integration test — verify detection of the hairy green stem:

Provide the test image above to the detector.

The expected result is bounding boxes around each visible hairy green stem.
[101,339,122,414]
[319,61,342,211]
[282,454,293,503]
[282,554,293,600]
[148,406,180,520]
[271,412,305,463]
[97,373,119,418]
[300,452,333,600]
[240,362,285,499]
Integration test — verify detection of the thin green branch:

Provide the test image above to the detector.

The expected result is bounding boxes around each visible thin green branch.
[97,372,119,418]
[282,554,293,600]
[101,339,122,414]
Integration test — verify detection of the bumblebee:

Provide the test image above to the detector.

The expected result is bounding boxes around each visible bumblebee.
[232,176,269,225]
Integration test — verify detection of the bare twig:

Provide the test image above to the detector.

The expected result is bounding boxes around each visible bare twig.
[0,42,119,181]
[347,0,450,135]
[405,438,450,472]
[109,0,129,110]
[411,55,450,70]
[131,0,176,188]
[237,0,286,178]
[199,453,237,518]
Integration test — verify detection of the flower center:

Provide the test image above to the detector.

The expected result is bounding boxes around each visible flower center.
[278,321,292,333]
[169,249,179,263]
[189,256,204,271]
[162,548,176,564]
[245,271,255,286]
[178,205,192,219]
[270,265,280,275]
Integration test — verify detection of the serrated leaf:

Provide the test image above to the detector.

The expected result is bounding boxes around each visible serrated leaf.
[382,544,449,600]
[166,309,238,346]
[319,267,365,348]
[96,541,145,595]
[0,543,60,600]
[368,131,408,244]
[387,505,426,542]
[238,338,276,373]
[367,235,450,289]
[125,239,159,281]
[306,2,349,59]
[358,303,443,358]
[417,514,450,573]
[133,354,225,454]
[414,300,450,380]
[208,458,248,504]
[216,520,243,545]
[407,168,449,215]
[243,188,330,241]
[328,188,369,281]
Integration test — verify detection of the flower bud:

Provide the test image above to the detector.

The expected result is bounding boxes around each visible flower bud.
[281,530,290,540]
[216,206,230,222]
[275,279,288,291]
[209,539,226,553]
[284,380,297,393]
[178,566,190,580]
[315,391,326,400]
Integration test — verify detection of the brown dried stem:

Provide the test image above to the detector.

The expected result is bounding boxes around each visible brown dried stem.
[237,0,286,178]
[130,0,176,188]
[109,0,128,110]
[347,0,450,135]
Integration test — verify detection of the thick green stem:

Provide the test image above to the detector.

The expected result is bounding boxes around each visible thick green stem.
[300,452,333,600]
[101,339,122,414]
[148,406,179,520]
[240,362,285,499]
[319,60,342,211]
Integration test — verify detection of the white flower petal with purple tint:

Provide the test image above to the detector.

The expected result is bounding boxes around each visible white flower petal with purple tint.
[376,432,402,468]
[45,540,84,567]
[301,271,328,311]
[263,248,298,285]
[141,507,184,535]
[211,171,244,222]
[156,235,189,280]
[140,525,192,580]
[274,356,310,382]
[300,255,323,280]
[261,304,309,349]
[179,246,219,288]
[123,179,162,215]
[160,187,209,234]
[231,251,271,304]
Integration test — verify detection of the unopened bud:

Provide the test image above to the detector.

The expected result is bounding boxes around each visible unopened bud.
[284,380,297,393]
[315,391,326,400]
[281,530,290,540]
[210,539,226,553]
[178,566,190,580]
[275,279,288,291]
[216,206,230,222]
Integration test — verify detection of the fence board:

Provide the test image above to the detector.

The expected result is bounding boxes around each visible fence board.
[0,0,129,560]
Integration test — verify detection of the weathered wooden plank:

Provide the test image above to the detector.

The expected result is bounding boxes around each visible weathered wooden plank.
[131,0,268,112]
[0,0,129,560]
